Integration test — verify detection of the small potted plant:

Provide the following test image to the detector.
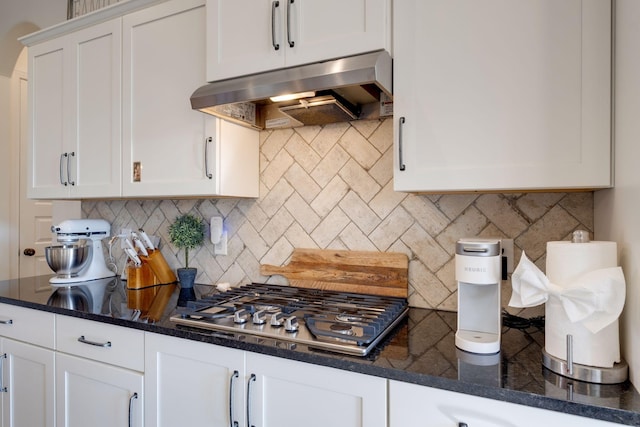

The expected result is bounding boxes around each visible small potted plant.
[168,213,205,306]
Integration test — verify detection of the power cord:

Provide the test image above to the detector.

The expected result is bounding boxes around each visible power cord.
[502,309,545,330]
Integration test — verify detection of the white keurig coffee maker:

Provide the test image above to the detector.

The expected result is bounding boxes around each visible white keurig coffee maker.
[455,238,502,354]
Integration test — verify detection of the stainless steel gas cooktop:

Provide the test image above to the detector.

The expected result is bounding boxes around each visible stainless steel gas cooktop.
[170,283,408,356]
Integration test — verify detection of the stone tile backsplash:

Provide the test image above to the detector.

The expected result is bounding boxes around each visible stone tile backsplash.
[82,118,594,310]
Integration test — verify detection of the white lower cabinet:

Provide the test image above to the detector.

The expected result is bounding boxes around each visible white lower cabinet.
[145,332,245,427]
[56,354,143,427]
[1,339,55,427]
[0,304,55,427]
[389,380,623,427]
[246,352,387,427]
[145,333,387,427]
[56,316,144,427]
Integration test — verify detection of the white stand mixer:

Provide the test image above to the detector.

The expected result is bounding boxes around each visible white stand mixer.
[48,219,116,285]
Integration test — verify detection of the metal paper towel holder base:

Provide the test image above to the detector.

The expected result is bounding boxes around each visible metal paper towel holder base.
[542,346,628,385]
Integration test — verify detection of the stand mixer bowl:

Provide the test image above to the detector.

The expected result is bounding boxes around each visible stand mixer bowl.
[47,286,92,312]
[45,244,92,278]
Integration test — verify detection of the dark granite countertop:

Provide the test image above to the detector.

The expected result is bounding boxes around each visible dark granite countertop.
[1,276,639,426]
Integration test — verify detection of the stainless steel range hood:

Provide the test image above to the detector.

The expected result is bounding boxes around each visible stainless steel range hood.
[190,50,393,130]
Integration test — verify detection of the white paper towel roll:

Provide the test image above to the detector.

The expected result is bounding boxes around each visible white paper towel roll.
[545,241,620,368]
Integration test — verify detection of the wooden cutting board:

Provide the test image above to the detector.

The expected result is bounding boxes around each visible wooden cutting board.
[260,249,408,298]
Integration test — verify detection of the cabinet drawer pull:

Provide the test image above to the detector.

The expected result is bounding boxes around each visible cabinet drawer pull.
[129,392,138,427]
[0,319,13,325]
[271,1,280,51]
[398,117,406,171]
[286,0,295,47]
[229,370,239,427]
[60,153,68,186]
[67,151,76,186]
[458,423,469,427]
[247,373,256,427]
[205,137,213,179]
[77,335,112,348]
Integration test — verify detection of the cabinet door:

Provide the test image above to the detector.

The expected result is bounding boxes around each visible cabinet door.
[2,339,55,427]
[207,0,390,82]
[68,19,122,198]
[56,315,145,372]
[206,0,286,82]
[122,0,213,197]
[144,333,246,427]
[393,0,611,192]
[0,303,55,349]
[28,36,71,199]
[122,0,259,198]
[389,380,622,427]
[246,352,387,427]
[285,0,390,67]
[28,19,122,200]
[56,353,143,427]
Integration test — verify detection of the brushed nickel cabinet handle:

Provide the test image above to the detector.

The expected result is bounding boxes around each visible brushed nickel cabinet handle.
[67,151,75,186]
[287,0,295,47]
[247,373,256,427]
[229,370,239,427]
[60,153,68,186]
[77,335,112,348]
[271,1,280,51]
[0,353,6,392]
[129,392,138,427]
[398,117,406,171]
[205,137,213,179]
[0,319,13,325]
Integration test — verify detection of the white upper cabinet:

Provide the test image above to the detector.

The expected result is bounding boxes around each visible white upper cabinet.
[122,0,259,197]
[25,0,259,200]
[393,0,612,192]
[28,19,122,199]
[206,0,390,82]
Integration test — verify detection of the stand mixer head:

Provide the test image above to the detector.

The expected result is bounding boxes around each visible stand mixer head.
[45,219,116,285]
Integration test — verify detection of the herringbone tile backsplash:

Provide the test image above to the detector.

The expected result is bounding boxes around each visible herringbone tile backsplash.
[82,118,593,310]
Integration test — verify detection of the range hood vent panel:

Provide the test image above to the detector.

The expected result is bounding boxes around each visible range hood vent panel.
[190,50,393,129]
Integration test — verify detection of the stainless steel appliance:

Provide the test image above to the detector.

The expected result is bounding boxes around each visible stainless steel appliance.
[190,50,392,130]
[170,283,408,356]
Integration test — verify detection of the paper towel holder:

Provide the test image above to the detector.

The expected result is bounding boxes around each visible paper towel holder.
[541,231,629,384]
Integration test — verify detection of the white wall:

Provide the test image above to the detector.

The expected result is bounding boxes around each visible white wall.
[0,0,67,77]
[0,0,66,280]
[594,0,640,391]
[0,76,11,280]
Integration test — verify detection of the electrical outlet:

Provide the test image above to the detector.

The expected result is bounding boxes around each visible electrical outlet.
[501,239,515,274]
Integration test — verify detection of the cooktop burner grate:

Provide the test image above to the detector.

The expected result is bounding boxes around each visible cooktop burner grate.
[170,283,408,356]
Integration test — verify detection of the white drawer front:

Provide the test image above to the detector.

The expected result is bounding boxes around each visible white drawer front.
[56,315,144,372]
[0,303,55,349]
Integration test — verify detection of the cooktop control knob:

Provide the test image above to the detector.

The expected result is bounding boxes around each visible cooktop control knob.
[270,312,285,327]
[233,309,249,324]
[252,309,267,325]
[284,315,299,333]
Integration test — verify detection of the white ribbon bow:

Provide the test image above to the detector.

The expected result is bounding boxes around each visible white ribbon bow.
[509,251,626,334]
